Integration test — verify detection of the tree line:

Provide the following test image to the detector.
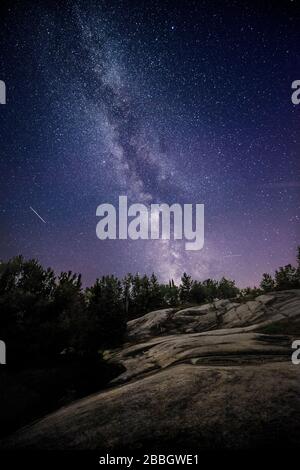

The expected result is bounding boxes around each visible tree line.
[0,248,300,364]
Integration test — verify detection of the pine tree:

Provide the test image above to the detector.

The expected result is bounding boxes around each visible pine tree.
[202,278,218,301]
[260,273,275,293]
[217,277,239,299]
[149,273,164,310]
[275,265,298,290]
[190,281,206,303]
[122,274,132,317]
[179,272,193,303]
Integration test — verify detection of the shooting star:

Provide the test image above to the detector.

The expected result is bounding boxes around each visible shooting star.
[29,206,46,224]
[223,254,242,258]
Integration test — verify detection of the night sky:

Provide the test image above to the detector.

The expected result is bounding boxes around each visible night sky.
[0,0,299,287]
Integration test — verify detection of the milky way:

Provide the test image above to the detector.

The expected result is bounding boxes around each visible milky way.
[0,0,299,286]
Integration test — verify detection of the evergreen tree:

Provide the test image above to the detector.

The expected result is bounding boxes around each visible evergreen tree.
[202,278,218,301]
[217,277,239,299]
[190,281,206,304]
[260,273,275,293]
[122,274,132,317]
[149,273,164,310]
[162,280,179,306]
[179,273,193,303]
[275,265,298,290]
[86,275,126,349]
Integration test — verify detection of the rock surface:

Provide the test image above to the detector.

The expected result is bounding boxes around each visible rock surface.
[126,290,299,341]
[2,289,300,450]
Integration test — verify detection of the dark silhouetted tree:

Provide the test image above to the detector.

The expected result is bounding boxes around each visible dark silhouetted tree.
[148,273,164,310]
[275,265,298,290]
[86,275,126,348]
[202,278,218,301]
[260,273,275,293]
[162,280,179,306]
[217,277,239,299]
[179,273,193,303]
[190,281,206,304]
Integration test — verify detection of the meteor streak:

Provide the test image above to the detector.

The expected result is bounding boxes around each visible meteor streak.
[30,206,46,224]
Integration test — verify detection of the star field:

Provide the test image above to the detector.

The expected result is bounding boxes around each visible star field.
[0,0,299,286]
